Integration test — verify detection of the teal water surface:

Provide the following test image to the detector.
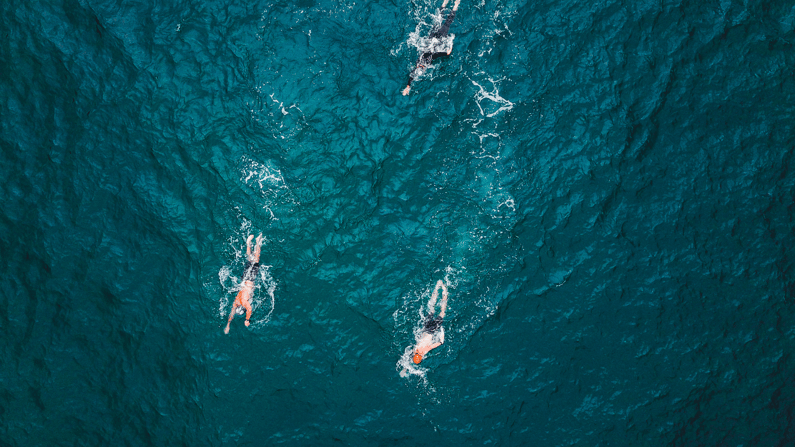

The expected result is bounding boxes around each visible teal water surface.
[1,0,794,445]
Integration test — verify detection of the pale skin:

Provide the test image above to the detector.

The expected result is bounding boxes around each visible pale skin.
[413,280,449,362]
[224,233,263,334]
[401,0,461,96]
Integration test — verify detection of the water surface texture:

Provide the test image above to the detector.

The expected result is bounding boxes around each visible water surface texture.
[2,0,794,445]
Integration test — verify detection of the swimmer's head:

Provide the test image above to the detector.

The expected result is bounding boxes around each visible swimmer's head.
[413,352,423,364]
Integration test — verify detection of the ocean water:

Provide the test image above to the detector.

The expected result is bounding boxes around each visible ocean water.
[1,0,794,444]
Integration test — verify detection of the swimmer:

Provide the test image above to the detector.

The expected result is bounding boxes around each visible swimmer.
[412,280,449,364]
[401,0,461,96]
[224,233,263,334]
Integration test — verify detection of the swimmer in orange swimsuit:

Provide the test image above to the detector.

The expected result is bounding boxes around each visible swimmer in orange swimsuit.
[224,233,263,334]
[413,279,449,363]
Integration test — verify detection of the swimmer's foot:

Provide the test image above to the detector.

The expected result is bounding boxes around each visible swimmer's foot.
[453,0,460,10]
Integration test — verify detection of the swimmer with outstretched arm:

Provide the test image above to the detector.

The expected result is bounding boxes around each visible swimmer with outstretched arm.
[401,0,461,96]
[224,233,263,334]
[413,279,449,364]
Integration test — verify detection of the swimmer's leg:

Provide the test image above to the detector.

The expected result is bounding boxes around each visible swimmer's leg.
[436,12,455,37]
[436,0,459,36]
[224,290,244,334]
[428,280,442,312]
[253,233,263,263]
[224,304,238,334]
[439,281,449,318]
[246,234,254,259]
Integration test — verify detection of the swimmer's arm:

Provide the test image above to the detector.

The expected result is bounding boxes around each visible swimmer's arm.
[402,66,419,95]
[403,76,414,95]
[224,305,236,334]
[416,341,443,357]
[226,304,237,323]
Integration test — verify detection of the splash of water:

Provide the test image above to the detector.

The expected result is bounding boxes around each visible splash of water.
[240,158,297,218]
[470,75,514,118]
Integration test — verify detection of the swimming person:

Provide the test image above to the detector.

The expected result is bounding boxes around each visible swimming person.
[413,279,449,364]
[224,233,263,334]
[401,0,461,96]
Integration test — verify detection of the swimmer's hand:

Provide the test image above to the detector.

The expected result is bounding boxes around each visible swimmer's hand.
[224,325,230,334]
[246,234,254,245]
[447,36,454,55]
[401,86,411,96]
[256,233,264,246]
[245,320,250,327]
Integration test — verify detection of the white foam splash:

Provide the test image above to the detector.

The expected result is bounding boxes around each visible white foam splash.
[240,158,296,217]
[470,77,514,118]
[248,87,307,140]
[410,33,455,56]
[218,265,232,316]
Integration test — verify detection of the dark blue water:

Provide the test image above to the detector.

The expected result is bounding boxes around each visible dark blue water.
[2,0,794,445]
